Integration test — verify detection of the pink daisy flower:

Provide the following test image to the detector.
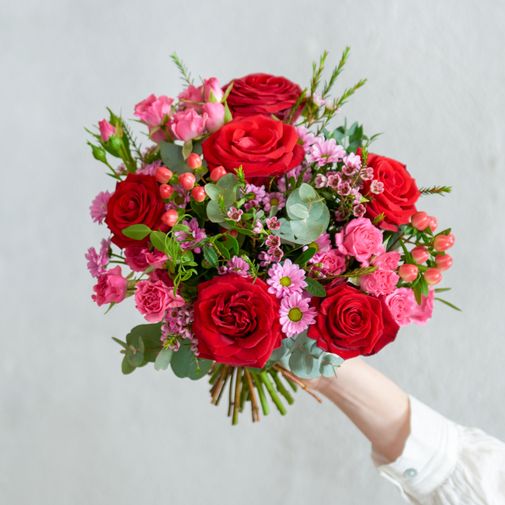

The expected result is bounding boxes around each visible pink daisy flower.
[89,191,112,224]
[267,259,307,298]
[279,293,317,337]
[308,137,346,166]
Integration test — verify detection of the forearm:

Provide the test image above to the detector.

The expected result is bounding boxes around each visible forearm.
[314,358,410,463]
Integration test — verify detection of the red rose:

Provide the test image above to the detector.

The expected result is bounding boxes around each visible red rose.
[202,115,304,180]
[192,274,283,368]
[363,152,421,231]
[105,173,165,248]
[225,73,302,121]
[308,282,399,359]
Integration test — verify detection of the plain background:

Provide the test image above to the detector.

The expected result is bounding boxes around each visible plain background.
[1,0,504,503]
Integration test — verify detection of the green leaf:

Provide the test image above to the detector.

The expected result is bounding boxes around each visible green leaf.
[305,277,326,297]
[214,240,231,260]
[170,342,213,380]
[206,200,226,223]
[150,231,167,253]
[122,224,152,240]
[125,323,162,365]
[154,348,173,371]
[204,183,222,201]
[182,140,193,160]
[121,355,136,375]
[294,247,317,266]
[159,141,190,173]
[223,235,240,256]
[435,297,462,312]
[202,244,219,268]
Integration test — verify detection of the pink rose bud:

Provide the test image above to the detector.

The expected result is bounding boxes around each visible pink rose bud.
[159,184,175,199]
[424,268,442,286]
[399,264,419,283]
[98,119,115,142]
[191,186,206,202]
[428,216,438,232]
[155,166,173,184]
[161,209,179,227]
[134,94,173,128]
[179,172,196,190]
[210,166,227,181]
[91,266,127,306]
[411,211,430,231]
[435,254,453,271]
[171,109,206,142]
[433,233,455,252]
[411,246,430,264]
[203,77,224,102]
[186,153,202,169]
[202,102,225,133]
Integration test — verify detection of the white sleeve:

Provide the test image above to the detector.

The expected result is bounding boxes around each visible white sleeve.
[372,396,505,505]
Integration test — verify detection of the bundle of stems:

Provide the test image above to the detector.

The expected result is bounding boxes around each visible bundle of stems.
[208,363,322,424]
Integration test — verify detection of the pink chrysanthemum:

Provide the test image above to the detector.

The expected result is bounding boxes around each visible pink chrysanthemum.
[279,293,317,337]
[308,137,346,166]
[263,192,286,212]
[89,191,111,224]
[267,259,307,298]
[85,238,110,277]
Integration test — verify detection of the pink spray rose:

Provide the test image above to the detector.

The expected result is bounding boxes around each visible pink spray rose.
[372,251,401,271]
[360,269,400,296]
[203,77,224,102]
[92,266,127,306]
[98,119,115,142]
[318,249,346,276]
[335,217,384,266]
[170,109,206,141]
[134,94,173,127]
[134,280,185,323]
[125,246,167,272]
[385,288,434,326]
[178,85,203,107]
[203,102,225,132]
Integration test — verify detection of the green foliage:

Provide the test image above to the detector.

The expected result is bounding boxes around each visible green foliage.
[435,297,462,312]
[154,348,173,371]
[170,341,213,380]
[294,247,317,266]
[122,224,152,240]
[115,324,163,375]
[269,332,343,379]
[419,185,452,196]
[204,173,241,223]
[325,121,380,153]
[170,53,193,86]
[305,277,326,297]
[159,142,191,174]
[275,183,330,245]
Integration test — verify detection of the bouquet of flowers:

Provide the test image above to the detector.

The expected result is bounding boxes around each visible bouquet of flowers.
[86,49,458,424]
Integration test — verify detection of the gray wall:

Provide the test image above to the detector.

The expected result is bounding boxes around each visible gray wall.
[1,0,504,503]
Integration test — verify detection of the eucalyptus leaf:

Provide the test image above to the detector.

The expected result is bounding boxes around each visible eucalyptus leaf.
[154,348,173,371]
[170,342,213,380]
[159,141,190,173]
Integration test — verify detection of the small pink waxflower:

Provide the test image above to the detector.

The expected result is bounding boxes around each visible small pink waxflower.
[370,180,385,194]
[263,192,286,212]
[327,172,341,190]
[309,137,346,166]
[85,238,110,277]
[170,109,206,141]
[252,220,264,234]
[89,191,112,224]
[279,293,317,337]
[226,207,243,222]
[314,174,328,188]
[267,259,307,298]
[218,256,250,277]
[91,266,127,306]
[265,235,281,248]
[337,181,352,196]
[342,153,362,176]
[360,166,374,181]
[352,203,366,218]
[265,216,281,231]
[335,217,384,266]
[98,119,115,142]
[134,94,173,128]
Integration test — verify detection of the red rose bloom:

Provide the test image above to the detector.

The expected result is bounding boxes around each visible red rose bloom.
[192,274,283,368]
[225,73,302,121]
[308,283,399,359]
[202,115,304,180]
[105,173,165,248]
[363,152,421,231]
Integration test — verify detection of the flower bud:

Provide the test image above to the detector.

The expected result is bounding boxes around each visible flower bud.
[159,184,175,199]
[210,166,227,182]
[425,268,442,286]
[399,264,419,283]
[187,153,202,170]
[411,211,430,231]
[412,246,430,264]
[161,209,179,227]
[433,233,455,252]
[191,186,206,202]
[155,166,173,184]
[435,254,453,271]
[179,172,196,190]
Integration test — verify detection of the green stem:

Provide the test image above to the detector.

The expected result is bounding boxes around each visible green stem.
[208,364,222,386]
[232,367,243,425]
[269,369,294,405]
[251,371,269,416]
[260,371,287,416]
